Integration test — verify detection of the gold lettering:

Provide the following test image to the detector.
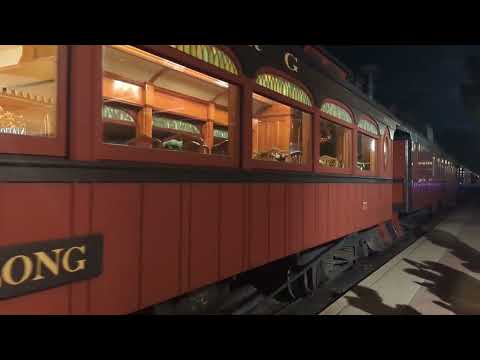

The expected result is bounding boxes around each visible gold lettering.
[32,248,64,281]
[285,52,299,72]
[62,246,87,273]
[2,255,33,285]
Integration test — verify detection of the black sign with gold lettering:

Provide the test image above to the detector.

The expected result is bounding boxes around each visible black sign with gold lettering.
[0,234,103,300]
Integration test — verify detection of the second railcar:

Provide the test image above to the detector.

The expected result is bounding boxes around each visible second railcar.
[393,128,458,214]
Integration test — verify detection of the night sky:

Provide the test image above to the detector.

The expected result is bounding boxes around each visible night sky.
[325,46,480,171]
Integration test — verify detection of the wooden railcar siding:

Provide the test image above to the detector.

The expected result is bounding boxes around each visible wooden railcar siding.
[189,184,221,291]
[249,184,270,268]
[269,184,287,262]
[0,179,396,315]
[287,184,304,255]
[71,184,92,315]
[141,184,182,309]
[89,184,142,315]
[303,184,317,251]
[219,184,245,280]
[0,184,71,314]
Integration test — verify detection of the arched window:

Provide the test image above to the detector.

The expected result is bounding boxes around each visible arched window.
[256,73,313,107]
[358,117,379,136]
[252,72,313,167]
[169,45,239,75]
[318,100,354,170]
[102,104,137,145]
[357,115,379,173]
[103,105,135,123]
[152,116,201,136]
[320,101,353,124]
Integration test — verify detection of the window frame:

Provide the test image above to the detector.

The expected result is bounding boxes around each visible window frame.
[243,67,315,173]
[0,45,68,156]
[354,115,380,177]
[315,99,355,175]
[93,45,244,168]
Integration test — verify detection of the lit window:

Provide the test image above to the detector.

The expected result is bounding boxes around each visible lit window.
[357,133,376,172]
[320,101,353,124]
[0,45,57,137]
[319,119,351,169]
[169,45,238,75]
[256,74,312,107]
[252,93,311,165]
[102,45,239,156]
[358,118,379,136]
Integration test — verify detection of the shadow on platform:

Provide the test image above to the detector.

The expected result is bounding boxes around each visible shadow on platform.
[344,286,422,315]
[404,259,480,315]
[425,229,480,274]
[344,229,480,315]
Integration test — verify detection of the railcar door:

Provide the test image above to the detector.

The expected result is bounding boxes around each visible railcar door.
[393,130,412,214]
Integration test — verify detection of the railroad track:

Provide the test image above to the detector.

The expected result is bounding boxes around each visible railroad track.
[148,208,450,316]
[221,209,448,316]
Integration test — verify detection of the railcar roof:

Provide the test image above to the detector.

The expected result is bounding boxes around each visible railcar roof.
[310,45,454,162]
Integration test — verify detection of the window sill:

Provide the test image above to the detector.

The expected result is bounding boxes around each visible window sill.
[315,165,353,176]
[244,158,313,173]
[95,142,239,168]
[354,168,378,178]
[0,134,66,157]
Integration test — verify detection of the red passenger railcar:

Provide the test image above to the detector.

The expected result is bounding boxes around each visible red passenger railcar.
[0,45,459,314]
[392,127,458,214]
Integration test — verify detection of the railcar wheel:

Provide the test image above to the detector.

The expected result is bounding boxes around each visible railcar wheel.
[318,245,357,281]
[364,231,388,253]
[286,267,307,300]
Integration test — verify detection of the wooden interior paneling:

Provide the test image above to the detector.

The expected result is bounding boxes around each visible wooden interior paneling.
[153,89,207,121]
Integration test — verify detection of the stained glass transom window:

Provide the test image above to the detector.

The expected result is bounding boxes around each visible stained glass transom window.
[320,102,353,124]
[256,73,312,107]
[214,128,229,139]
[358,118,379,136]
[153,116,201,136]
[103,105,135,123]
[169,45,238,75]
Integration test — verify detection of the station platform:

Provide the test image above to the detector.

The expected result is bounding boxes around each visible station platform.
[319,199,480,315]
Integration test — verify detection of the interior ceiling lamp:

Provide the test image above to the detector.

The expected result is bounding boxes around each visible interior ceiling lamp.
[0,45,24,68]
[0,45,56,70]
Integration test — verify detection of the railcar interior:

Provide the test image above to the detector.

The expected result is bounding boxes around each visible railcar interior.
[0,45,57,137]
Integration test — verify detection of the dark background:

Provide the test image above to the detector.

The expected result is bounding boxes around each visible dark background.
[325,46,480,172]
